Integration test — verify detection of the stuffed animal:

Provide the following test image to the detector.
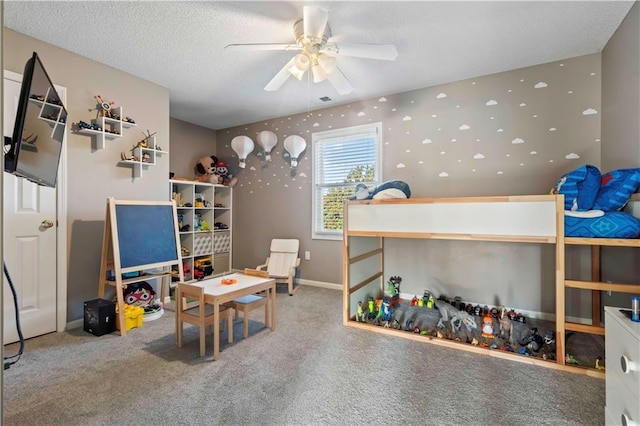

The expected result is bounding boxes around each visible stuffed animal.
[349,180,411,200]
[215,160,238,187]
[194,155,219,183]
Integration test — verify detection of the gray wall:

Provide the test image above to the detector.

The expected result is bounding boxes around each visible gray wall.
[4,29,171,322]
[169,117,217,179]
[600,1,640,309]
[217,53,603,316]
[601,1,639,171]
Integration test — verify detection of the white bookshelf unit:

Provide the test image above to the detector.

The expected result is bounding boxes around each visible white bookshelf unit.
[170,180,232,283]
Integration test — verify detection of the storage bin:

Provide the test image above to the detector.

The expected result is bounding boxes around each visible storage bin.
[115,304,144,331]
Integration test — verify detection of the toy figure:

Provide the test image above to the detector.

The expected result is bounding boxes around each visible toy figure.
[410,295,419,306]
[423,290,433,309]
[481,314,494,338]
[499,311,514,345]
[386,276,401,305]
[215,160,238,187]
[367,297,377,320]
[195,155,220,183]
[122,281,163,313]
[595,356,605,370]
[355,301,365,322]
[380,299,393,323]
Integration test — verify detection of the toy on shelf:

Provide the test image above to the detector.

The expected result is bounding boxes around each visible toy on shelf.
[355,301,366,322]
[215,160,238,187]
[366,296,377,320]
[94,94,115,118]
[386,276,401,305]
[481,314,494,338]
[195,155,220,183]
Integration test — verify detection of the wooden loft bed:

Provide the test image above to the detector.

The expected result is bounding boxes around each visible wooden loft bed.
[342,194,640,377]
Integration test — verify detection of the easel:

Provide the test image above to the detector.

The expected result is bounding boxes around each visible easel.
[98,198,184,336]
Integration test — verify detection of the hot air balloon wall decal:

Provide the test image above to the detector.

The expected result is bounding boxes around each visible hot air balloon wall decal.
[283,135,307,168]
[256,130,278,161]
[230,135,255,168]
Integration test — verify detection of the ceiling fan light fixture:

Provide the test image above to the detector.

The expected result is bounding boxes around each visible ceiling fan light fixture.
[312,63,327,83]
[288,53,310,80]
[317,53,337,75]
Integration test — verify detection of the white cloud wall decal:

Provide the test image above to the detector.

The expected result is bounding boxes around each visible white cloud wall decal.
[486,100,498,106]
[402,116,412,121]
[565,153,580,159]
[497,171,504,175]
[422,138,433,144]
[357,112,366,117]
[379,97,387,102]
[512,138,525,144]
[459,124,470,130]
[497,128,504,132]
[534,82,548,88]
[549,127,557,131]
[473,153,485,159]
[436,93,447,99]
[530,151,537,155]
[439,172,449,177]
[519,103,526,107]
[397,163,406,168]
[582,108,598,115]
[299,172,307,177]
[312,123,320,127]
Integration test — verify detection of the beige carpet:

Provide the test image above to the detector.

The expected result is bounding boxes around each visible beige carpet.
[3,286,604,425]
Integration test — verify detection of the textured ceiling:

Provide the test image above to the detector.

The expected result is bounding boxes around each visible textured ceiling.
[3,1,635,130]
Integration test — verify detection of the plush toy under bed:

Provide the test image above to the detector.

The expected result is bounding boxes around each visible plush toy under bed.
[552,165,640,238]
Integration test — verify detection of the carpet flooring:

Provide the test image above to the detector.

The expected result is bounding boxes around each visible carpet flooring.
[3,286,604,425]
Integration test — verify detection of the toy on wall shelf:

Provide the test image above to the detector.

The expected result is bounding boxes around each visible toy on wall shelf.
[95,94,115,118]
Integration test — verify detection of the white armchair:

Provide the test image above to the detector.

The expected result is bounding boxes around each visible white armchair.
[256,239,301,296]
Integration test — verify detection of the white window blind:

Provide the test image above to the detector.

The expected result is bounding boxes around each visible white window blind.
[312,122,382,240]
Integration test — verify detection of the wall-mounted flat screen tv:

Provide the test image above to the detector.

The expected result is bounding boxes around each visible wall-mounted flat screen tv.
[4,51,67,188]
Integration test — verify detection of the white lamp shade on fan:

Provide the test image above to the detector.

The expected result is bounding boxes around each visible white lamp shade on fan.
[231,135,255,168]
[283,135,306,168]
[256,130,278,161]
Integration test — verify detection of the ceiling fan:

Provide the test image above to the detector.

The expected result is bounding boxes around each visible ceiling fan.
[224,5,398,95]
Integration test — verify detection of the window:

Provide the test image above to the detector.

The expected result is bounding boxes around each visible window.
[312,122,382,240]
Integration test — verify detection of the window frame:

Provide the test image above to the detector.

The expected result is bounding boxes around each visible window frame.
[311,122,383,240]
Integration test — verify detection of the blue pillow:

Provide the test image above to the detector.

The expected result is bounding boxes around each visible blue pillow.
[551,165,601,211]
[565,211,640,238]
[592,168,640,211]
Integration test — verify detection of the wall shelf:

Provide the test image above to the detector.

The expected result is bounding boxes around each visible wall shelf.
[75,106,137,149]
[119,135,166,178]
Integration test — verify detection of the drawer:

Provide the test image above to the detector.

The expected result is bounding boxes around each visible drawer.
[604,405,617,426]
[606,311,640,400]
[605,368,640,425]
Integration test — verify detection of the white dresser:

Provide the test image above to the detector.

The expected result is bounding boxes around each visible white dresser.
[605,306,640,426]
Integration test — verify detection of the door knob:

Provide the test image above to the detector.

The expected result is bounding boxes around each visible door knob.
[41,219,54,229]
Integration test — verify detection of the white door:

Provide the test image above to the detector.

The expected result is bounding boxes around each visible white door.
[3,73,58,344]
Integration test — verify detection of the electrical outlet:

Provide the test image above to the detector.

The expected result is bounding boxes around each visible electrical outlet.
[304,251,311,260]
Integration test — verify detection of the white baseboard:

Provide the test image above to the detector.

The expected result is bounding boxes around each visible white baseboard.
[67,318,83,330]
[296,278,342,291]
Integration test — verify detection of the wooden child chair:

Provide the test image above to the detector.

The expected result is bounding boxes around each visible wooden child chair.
[227,268,270,338]
[256,238,300,295]
[176,282,233,356]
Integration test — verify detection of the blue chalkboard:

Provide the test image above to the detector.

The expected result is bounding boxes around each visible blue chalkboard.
[114,203,179,269]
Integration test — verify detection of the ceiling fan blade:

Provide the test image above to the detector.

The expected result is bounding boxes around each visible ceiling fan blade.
[264,56,297,92]
[303,6,329,41]
[326,66,354,95]
[322,42,398,61]
[225,43,302,52]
